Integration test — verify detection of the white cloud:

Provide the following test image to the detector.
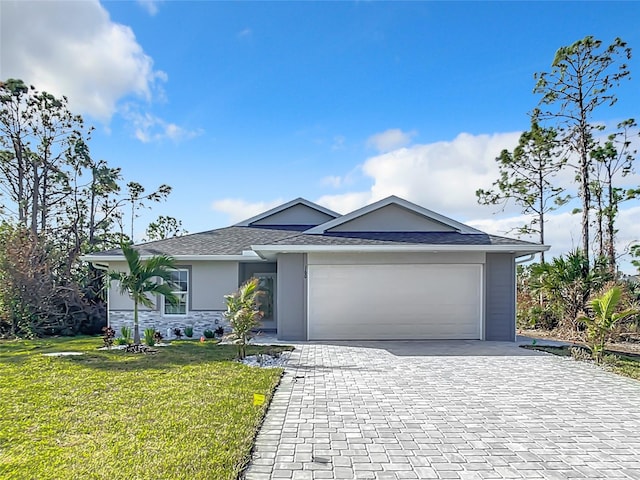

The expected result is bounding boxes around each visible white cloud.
[320,131,522,217]
[366,128,416,153]
[469,207,640,273]
[321,176,344,188]
[0,0,165,122]
[137,0,161,16]
[316,130,640,272]
[122,105,202,143]
[316,191,373,215]
[237,28,252,39]
[468,211,583,258]
[211,198,285,224]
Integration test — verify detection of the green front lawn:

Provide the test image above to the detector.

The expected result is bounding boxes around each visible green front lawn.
[0,337,287,480]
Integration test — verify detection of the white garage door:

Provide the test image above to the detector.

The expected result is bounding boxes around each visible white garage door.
[307,264,482,340]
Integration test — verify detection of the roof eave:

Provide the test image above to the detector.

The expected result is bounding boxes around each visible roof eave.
[251,244,550,257]
[80,251,265,263]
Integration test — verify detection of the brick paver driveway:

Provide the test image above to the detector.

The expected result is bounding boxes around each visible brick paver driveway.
[243,340,640,480]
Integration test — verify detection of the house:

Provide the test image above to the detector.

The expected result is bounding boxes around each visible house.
[83,196,548,342]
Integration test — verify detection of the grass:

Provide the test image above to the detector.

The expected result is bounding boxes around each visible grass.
[0,336,290,480]
[521,344,640,381]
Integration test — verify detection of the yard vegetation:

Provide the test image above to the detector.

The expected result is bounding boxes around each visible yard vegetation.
[522,344,640,381]
[0,337,287,480]
[475,36,640,365]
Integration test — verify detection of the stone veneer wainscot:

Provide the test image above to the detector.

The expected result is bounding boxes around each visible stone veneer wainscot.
[108,310,228,338]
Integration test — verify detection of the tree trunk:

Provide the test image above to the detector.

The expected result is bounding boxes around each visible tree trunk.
[606,174,617,273]
[579,147,590,269]
[31,161,39,236]
[538,168,545,264]
[577,74,591,271]
[11,137,26,223]
[133,301,141,344]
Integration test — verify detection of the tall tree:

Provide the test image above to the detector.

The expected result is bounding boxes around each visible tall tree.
[534,36,632,267]
[590,119,639,272]
[122,181,172,241]
[0,79,178,335]
[108,242,178,344]
[476,117,568,263]
[145,215,188,241]
[0,79,86,237]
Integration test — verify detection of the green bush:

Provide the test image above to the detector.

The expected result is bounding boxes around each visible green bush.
[578,286,639,363]
[184,326,193,338]
[120,325,132,344]
[144,328,156,347]
[203,329,215,339]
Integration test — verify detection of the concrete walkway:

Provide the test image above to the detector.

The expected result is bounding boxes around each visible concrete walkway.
[243,340,640,480]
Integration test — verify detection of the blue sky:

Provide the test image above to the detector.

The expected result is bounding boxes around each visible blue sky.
[2,1,640,269]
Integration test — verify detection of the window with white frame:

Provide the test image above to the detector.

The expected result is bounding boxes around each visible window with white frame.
[164,269,188,315]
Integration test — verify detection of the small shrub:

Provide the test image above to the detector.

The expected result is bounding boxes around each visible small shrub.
[570,346,591,361]
[115,337,129,346]
[578,286,639,363]
[173,327,183,339]
[224,278,263,360]
[203,329,215,339]
[120,325,133,344]
[214,326,224,337]
[184,326,193,338]
[144,328,156,347]
[102,326,116,349]
[153,330,163,343]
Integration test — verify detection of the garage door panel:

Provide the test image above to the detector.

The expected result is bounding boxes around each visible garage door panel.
[307,264,482,340]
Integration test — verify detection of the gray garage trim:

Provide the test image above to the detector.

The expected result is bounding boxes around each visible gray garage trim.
[276,253,307,341]
[484,253,517,341]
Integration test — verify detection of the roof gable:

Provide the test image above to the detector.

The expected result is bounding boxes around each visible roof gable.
[326,204,458,233]
[235,198,339,227]
[305,196,483,234]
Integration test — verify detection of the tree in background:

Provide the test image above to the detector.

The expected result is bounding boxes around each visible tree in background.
[0,223,93,337]
[589,119,639,273]
[528,250,611,332]
[0,79,180,336]
[534,36,632,267]
[123,181,172,241]
[145,215,188,242]
[476,116,568,263]
[108,242,178,345]
[0,79,86,236]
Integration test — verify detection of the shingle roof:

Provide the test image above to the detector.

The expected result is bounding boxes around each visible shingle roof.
[97,226,303,257]
[96,225,540,257]
[265,231,539,247]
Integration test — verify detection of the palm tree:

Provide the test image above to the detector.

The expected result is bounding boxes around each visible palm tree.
[224,278,263,360]
[108,242,178,344]
[578,286,639,363]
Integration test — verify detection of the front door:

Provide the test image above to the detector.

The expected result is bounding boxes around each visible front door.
[255,273,276,331]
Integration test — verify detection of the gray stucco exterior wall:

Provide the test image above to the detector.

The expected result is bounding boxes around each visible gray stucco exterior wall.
[277,253,307,341]
[484,253,517,341]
